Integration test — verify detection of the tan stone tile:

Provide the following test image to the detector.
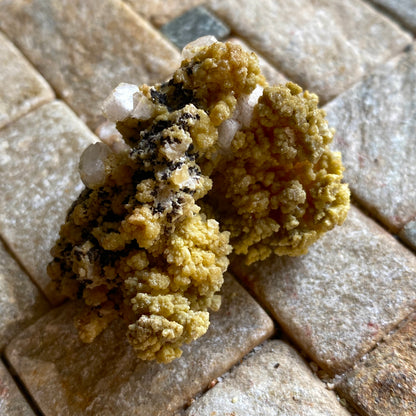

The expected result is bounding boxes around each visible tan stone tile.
[227,38,288,86]
[185,340,350,416]
[325,44,416,232]
[0,101,97,303]
[232,206,416,376]
[0,0,180,129]
[0,240,50,351]
[0,359,35,416]
[208,0,412,103]
[369,0,416,33]
[0,31,54,130]
[337,314,416,416]
[124,0,205,27]
[5,273,274,416]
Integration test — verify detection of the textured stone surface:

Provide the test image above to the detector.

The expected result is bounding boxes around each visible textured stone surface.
[5,273,274,416]
[161,6,230,50]
[0,101,97,302]
[0,31,53,130]
[0,1,415,413]
[208,0,412,103]
[369,0,416,33]
[0,240,50,351]
[124,0,204,27]
[228,38,288,86]
[185,340,350,416]
[337,314,416,416]
[232,206,416,376]
[400,219,416,252]
[0,360,35,416]
[0,0,180,129]
[326,45,416,232]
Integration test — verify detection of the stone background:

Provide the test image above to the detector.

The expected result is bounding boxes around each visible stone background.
[0,1,415,415]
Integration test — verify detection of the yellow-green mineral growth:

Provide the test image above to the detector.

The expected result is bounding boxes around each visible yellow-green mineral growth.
[209,83,350,264]
[48,103,232,363]
[48,37,349,363]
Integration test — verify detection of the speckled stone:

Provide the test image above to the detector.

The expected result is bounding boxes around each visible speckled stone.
[325,45,416,232]
[161,6,230,50]
[208,0,412,103]
[5,273,274,416]
[0,360,35,416]
[232,206,416,376]
[399,219,416,252]
[0,101,97,303]
[369,0,416,33]
[337,314,416,416]
[124,0,204,27]
[0,240,50,351]
[228,38,288,86]
[0,31,53,130]
[185,340,350,416]
[0,0,180,129]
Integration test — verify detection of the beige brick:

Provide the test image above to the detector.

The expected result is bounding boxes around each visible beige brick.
[326,44,416,232]
[337,314,416,416]
[0,0,180,129]
[232,206,416,376]
[186,340,350,416]
[0,101,97,303]
[124,0,204,27]
[0,359,35,416]
[0,31,53,130]
[5,273,274,416]
[0,240,50,351]
[208,0,411,103]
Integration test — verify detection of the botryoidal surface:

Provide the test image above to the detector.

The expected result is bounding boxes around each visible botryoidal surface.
[48,37,350,362]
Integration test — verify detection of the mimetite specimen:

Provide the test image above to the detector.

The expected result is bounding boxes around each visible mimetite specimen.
[48,37,349,363]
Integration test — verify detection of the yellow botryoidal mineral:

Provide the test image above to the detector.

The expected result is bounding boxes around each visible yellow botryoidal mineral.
[48,37,349,363]
[209,83,350,264]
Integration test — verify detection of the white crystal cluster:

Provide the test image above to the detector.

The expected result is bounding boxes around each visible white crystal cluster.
[101,82,156,124]
[81,82,157,187]
[79,142,111,188]
[182,36,265,153]
[217,84,264,152]
[181,35,218,60]
[81,38,265,186]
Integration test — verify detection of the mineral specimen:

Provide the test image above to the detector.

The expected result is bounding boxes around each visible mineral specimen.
[48,37,349,362]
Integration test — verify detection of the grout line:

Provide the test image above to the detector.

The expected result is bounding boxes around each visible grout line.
[333,311,416,390]
[230,200,416,380]
[1,354,45,416]
[333,312,416,415]
[347,195,416,258]
[0,3,415,412]
[0,97,55,134]
[0,30,98,139]
[121,0,184,55]
[323,42,414,109]
[0,29,56,133]
[0,234,52,309]
[206,3,413,106]
[0,28,98,137]
[362,0,416,37]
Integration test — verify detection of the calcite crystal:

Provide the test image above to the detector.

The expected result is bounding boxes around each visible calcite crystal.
[48,37,349,363]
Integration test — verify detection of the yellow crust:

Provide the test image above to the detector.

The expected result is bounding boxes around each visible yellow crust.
[210,84,350,263]
[48,40,349,362]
